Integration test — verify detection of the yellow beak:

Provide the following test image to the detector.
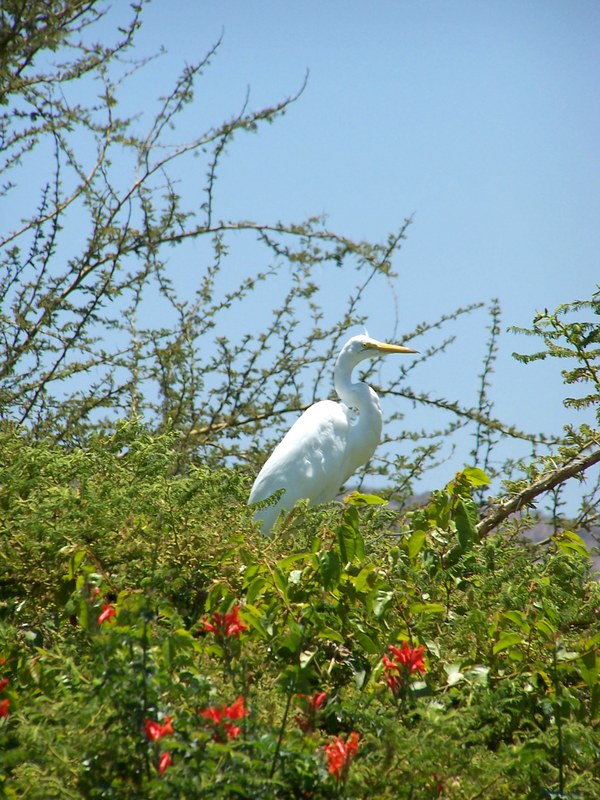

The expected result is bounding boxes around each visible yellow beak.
[371,340,418,355]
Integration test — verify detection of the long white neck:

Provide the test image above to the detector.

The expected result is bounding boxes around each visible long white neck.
[333,351,383,462]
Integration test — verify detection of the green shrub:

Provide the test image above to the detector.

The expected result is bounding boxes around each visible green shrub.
[1,423,599,798]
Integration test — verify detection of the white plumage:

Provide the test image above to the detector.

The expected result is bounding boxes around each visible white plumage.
[249,334,416,533]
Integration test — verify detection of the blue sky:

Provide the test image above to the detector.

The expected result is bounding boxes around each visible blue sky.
[133,0,600,308]
[9,1,594,506]
[116,1,599,501]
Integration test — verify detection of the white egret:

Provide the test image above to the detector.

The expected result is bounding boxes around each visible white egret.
[249,334,417,533]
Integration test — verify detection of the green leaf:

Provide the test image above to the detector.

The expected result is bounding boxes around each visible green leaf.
[242,563,262,582]
[162,636,175,669]
[171,628,198,651]
[454,498,477,552]
[354,630,380,654]
[277,625,303,657]
[407,529,426,560]
[277,552,313,571]
[502,610,530,631]
[370,589,393,619]
[319,550,341,590]
[556,530,589,558]
[337,506,365,563]
[337,524,357,564]
[584,631,600,649]
[351,566,375,593]
[578,649,600,690]
[272,567,288,594]
[493,632,524,655]
[534,617,556,641]
[425,639,441,658]
[245,576,268,604]
[409,602,446,616]
[278,665,314,694]
[343,504,360,532]
[77,597,90,631]
[317,626,345,644]
[353,528,365,562]
[345,491,387,506]
[67,548,87,580]
[240,603,271,636]
[462,466,490,487]
[591,683,600,721]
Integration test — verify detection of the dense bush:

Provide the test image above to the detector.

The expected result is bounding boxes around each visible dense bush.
[1,424,599,799]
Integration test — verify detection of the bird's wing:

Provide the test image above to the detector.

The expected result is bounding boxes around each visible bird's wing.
[249,400,351,510]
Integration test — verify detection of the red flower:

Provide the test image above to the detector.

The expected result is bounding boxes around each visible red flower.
[387,642,426,674]
[223,722,241,739]
[158,751,172,775]
[200,695,247,741]
[224,695,246,720]
[224,605,248,637]
[200,604,248,639]
[295,691,328,733]
[382,642,426,696]
[98,603,116,625]
[0,698,9,718]
[307,691,328,711]
[199,706,221,724]
[324,732,360,780]
[0,677,8,693]
[144,716,174,742]
[382,655,402,695]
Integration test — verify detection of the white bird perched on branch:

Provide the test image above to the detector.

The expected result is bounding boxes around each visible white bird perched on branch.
[249,334,417,534]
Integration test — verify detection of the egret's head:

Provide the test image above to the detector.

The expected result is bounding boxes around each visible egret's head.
[341,335,417,361]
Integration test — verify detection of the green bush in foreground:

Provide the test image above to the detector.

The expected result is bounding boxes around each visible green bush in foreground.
[1,424,599,798]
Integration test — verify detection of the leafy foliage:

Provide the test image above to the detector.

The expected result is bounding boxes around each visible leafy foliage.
[1,424,599,799]
[512,289,600,417]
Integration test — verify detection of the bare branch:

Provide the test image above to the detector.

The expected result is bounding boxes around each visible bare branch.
[476,441,600,537]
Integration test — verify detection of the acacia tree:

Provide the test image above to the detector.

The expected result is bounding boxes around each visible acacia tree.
[0,1,598,527]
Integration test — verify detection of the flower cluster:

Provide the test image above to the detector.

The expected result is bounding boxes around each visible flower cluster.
[200,695,247,741]
[200,604,248,639]
[324,732,360,781]
[144,716,174,776]
[0,668,9,719]
[294,691,328,733]
[382,641,426,696]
